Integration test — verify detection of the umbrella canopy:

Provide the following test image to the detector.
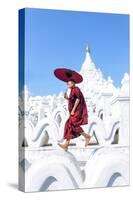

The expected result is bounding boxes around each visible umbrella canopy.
[54,68,83,83]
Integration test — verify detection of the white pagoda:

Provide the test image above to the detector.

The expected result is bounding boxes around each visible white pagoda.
[19,47,129,192]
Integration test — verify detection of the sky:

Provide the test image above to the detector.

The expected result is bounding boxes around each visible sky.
[20,8,129,96]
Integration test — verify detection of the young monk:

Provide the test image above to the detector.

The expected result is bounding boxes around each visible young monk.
[58,80,91,151]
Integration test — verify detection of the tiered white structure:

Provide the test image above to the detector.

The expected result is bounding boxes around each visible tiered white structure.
[19,47,129,192]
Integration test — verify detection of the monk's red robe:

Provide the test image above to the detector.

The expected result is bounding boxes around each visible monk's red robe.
[64,86,88,139]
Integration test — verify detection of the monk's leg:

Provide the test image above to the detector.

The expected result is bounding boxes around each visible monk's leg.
[80,132,91,147]
[58,139,70,151]
[80,132,90,138]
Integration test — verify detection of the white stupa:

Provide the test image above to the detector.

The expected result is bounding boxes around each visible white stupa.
[19,46,129,192]
[79,46,116,101]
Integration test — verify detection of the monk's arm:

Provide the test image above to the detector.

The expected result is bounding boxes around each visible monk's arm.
[64,92,69,100]
[71,98,80,114]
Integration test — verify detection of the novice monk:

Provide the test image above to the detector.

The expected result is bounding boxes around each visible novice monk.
[58,80,91,151]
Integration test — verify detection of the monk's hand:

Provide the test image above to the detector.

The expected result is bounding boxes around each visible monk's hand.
[70,110,75,115]
[64,92,68,100]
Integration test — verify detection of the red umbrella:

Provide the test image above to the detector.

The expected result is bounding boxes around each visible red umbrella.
[54,68,83,83]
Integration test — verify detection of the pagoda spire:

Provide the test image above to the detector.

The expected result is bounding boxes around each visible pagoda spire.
[80,45,96,71]
[86,45,91,53]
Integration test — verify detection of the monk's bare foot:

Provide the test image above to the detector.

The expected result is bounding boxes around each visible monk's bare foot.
[58,143,68,151]
[85,135,91,147]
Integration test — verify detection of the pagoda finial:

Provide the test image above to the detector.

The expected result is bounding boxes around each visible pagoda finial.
[80,45,96,71]
[86,45,90,53]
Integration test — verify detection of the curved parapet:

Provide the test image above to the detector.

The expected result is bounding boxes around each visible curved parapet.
[88,117,106,144]
[24,117,59,147]
[82,147,129,188]
[52,105,68,141]
[23,105,69,147]
[20,119,34,147]
[87,116,120,145]
[52,105,68,126]
[104,119,120,143]
[25,150,83,192]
